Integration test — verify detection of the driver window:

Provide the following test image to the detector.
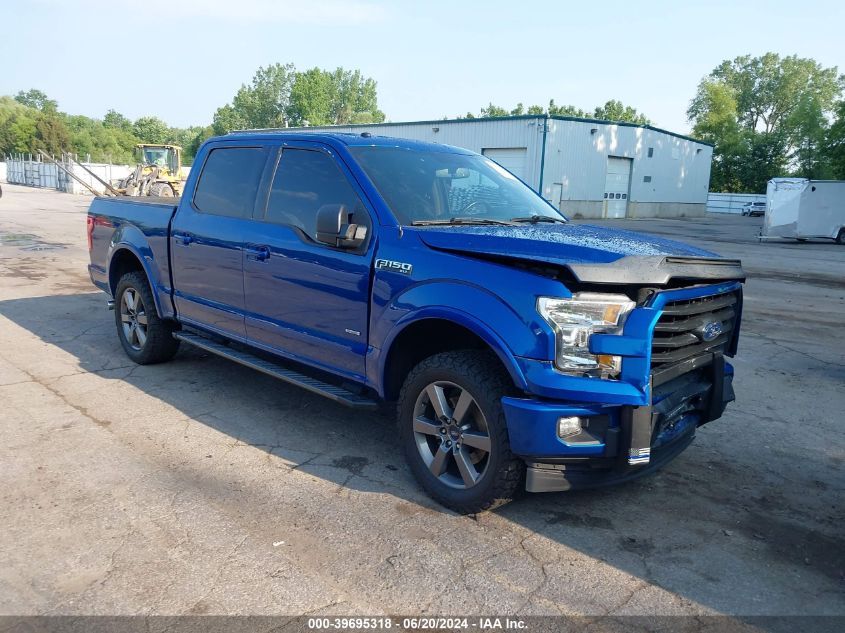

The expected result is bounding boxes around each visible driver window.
[265,149,369,240]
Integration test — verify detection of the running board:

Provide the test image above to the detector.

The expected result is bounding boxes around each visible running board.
[173,331,378,410]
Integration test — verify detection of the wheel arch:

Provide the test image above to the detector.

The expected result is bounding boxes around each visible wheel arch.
[108,246,165,317]
[379,310,529,401]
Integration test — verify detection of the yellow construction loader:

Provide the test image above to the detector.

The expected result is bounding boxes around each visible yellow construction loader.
[117,144,184,197]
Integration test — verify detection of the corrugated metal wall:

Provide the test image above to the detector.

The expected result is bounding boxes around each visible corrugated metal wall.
[299,116,713,212]
[303,118,545,190]
[543,119,712,206]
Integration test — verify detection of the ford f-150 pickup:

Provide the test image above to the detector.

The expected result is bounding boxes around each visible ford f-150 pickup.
[88,131,744,513]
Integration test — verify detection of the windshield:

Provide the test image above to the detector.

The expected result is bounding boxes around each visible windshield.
[349,147,565,225]
[141,147,177,171]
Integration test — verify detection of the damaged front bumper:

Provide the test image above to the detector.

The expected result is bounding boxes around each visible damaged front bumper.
[503,353,735,493]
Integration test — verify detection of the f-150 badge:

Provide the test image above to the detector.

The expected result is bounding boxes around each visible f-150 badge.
[375,259,413,275]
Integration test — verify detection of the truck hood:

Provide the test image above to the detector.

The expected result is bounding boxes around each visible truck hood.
[415,223,715,264]
[414,224,744,285]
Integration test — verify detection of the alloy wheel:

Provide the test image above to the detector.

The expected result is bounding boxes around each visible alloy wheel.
[120,287,148,350]
[412,381,492,489]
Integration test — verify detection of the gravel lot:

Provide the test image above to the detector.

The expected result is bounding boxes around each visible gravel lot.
[0,184,843,622]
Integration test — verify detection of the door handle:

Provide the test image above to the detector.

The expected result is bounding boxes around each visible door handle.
[246,245,270,262]
[173,232,193,245]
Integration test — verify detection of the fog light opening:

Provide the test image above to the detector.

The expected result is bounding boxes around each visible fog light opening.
[557,416,584,439]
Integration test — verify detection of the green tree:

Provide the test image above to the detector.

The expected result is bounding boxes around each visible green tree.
[65,114,138,163]
[166,125,214,164]
[823,101,845,179]
[737,131,789,193]
[210,104,245,136]
[103,109,132,131]
[132,116,169,144]
[465,99,648,122]
[288,67,337,126]
[34,113,71,155]
[9,115,38,154]
[479,103,510,117]
[687,80,744,191]
[593,99,650,124]
[788,93,829,178]
[329,68,384,124]
[709,54,842,135]
[186,126,215,164]
[0,96,38,155]
[688,53,844,190]
[215,64,386,129]
[213,63,296,133]
[546,100,587,117]
[14,89,58,113]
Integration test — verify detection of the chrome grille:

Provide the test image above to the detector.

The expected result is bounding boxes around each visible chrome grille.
[651,291,739,370]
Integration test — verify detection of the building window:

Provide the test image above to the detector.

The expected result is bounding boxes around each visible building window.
[643,176,652,183]
[647,147,654,158]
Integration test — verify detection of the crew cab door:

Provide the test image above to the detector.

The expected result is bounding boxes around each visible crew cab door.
[170,143,270,339]
[241,142,375,382]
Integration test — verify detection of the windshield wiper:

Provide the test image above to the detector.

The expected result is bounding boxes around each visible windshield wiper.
[411,217,514,226]
[510,215,567,224]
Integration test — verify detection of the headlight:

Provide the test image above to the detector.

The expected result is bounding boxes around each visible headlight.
[538,293,635,378]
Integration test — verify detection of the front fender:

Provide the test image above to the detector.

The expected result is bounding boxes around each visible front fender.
[371,281,548,395]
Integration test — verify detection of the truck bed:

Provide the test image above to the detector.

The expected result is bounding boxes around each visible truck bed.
[87,196,179,315]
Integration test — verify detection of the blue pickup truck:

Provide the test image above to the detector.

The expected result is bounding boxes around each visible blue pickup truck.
[88,131,744,513]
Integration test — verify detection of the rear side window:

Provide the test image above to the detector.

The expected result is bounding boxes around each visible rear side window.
[194,147,269,217]
[266,149,368,240]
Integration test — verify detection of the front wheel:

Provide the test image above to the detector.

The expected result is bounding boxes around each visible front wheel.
[398,350,524,513]
[114,271,180,364]
[837,229,845,245]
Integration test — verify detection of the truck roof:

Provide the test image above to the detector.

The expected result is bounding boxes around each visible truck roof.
[221,130,473,155]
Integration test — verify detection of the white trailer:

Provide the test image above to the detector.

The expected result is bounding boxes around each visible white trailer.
[763,178,845,244]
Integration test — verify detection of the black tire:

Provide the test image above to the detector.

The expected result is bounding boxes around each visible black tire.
[114,271,180,364]
[398,350,524,514]
[149,182,174,198]
[837,229,845,245]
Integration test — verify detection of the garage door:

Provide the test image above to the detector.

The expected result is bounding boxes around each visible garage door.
[604,156,632,218]
[482,148,527,181]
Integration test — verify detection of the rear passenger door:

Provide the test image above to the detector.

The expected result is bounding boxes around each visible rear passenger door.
[241,142,375,382]
[171,144,270,340]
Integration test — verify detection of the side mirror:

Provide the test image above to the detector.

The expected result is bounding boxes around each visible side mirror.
[315,204,368,249]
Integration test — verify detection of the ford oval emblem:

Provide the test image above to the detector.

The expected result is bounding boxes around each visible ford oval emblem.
[700,321,723,342]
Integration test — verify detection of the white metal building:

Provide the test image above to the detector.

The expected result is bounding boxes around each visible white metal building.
[303,115,713,219]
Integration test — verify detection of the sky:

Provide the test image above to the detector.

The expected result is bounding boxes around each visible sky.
[2,0,844,135]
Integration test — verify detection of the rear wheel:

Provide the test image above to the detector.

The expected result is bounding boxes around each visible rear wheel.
[114,271,180,364]
[837,229,845,245]
[398,350,524,513]
[149,182,174,197]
